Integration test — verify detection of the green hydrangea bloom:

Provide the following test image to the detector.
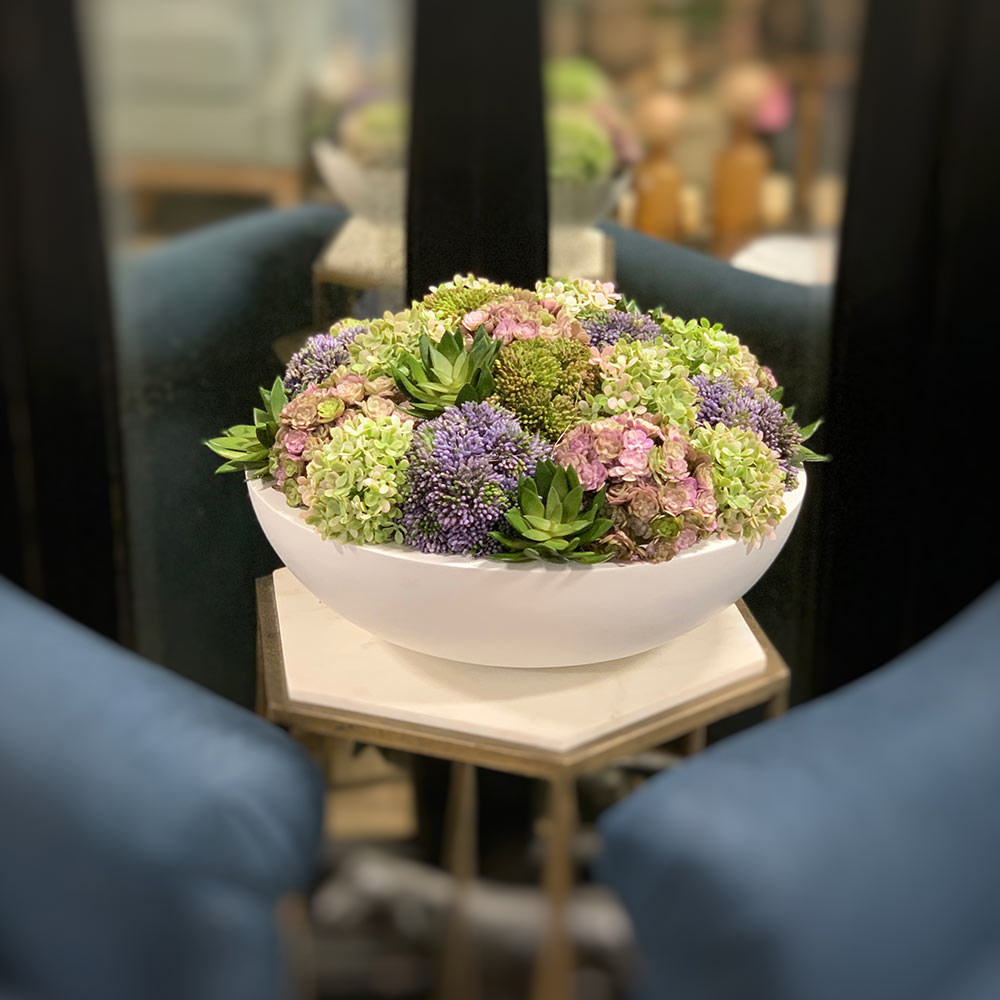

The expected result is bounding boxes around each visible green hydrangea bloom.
[492,338,598,440]
[348,306,447,378]
[545,57,609,104]
[422,275,514,323]
[534,276,619,320]
[547,107,615,182]
[341,99,408,167]
[659,316,767,387]
[583,338,700,427]
[302,414,412,545]
[691,423,786,545]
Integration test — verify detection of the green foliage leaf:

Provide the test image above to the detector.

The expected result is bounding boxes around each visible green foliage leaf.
[795,445,831,463]
[797,417,822,442]
[561,484,583,521]
[505,509,532,534]
[572,551,613,564]
[524,513,554,531]
[518,477,545,519]
[533,461,556,499]
[576,517,613,544]
[545,479,564,522]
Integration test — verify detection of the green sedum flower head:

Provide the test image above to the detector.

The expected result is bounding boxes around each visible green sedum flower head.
[690,423,786,546]
[492,337,599,440]
[340,99,408,167]
[585,338,700,427]
[544,57,610,104]
[547,107,616,182]
[421,275,514,323]
[302,413,413,545]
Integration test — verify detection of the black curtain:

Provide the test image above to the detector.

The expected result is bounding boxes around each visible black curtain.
[405,0,550,865]
[0,0,131,641]
[814,0,1000,690]
[406,0,548,300]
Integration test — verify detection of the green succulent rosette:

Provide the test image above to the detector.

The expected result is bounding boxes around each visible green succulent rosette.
[392,326,500,419]
[491,461,613,563]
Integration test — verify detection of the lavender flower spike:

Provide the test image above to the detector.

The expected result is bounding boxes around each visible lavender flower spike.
[400,402,550,556]
[283,323,364,396]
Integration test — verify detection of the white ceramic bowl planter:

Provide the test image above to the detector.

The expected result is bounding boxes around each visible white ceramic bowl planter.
[312,140,631,231]
[249,474,805,668]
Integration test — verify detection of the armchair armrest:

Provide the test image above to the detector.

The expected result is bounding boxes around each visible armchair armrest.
[594,582,1000,1000]
[0,577,324,1000]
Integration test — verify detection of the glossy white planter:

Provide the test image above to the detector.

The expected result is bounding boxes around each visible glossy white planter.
[249,475,805,668]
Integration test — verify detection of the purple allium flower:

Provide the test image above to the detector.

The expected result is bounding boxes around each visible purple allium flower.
[400,402,550,555]
[581,310,661,349]
[283,325,364,395]
[691,374,802,488]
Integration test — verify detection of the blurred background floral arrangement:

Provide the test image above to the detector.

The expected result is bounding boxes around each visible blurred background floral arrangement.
[313,57,637,229]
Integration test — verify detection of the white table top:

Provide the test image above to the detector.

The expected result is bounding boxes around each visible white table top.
[272,568,767,754]
[731,234,838,286]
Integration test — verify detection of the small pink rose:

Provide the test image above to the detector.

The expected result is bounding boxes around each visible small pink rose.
[674,527,699,553]
[462,309,487,331]
[694,462,714,490]
[283,429,308,457]
[580,460,608,492]
[332,376,366,405]
[492,317,518,345]
[659,482,695,516]
[623,428,654,452]
[628,486,659,521]
[618,447,651,474]
[363,396,395,418]
[694,490,717,518]
[593,427,624,461]
[556,426,592,457]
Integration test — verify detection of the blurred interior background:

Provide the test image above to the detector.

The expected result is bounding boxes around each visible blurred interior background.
[80,0,862,283]
[5,1,1000,999]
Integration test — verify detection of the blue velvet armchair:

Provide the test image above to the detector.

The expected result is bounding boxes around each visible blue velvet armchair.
[595,580,1000,1000]
[0,576,324,1000]
[114,203,346,705]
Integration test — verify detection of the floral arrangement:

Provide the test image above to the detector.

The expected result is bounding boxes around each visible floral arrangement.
[332,58,636,186]
[207,276,824,564]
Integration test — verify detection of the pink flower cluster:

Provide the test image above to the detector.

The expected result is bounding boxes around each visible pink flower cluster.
[272,374,411,504]
[553,415,718,562]
[461,293,587,346]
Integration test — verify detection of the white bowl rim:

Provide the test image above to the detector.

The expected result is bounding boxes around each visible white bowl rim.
[249,471,806,575]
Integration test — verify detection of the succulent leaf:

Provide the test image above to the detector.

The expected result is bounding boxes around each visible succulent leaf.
[204,381,286,474]
[797,417,821,442]
[561,483,583,521]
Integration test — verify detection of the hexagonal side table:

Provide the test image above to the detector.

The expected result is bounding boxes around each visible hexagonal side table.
[256,568,789,1000]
